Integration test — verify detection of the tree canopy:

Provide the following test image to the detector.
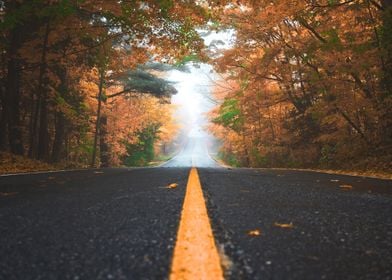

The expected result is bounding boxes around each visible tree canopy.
[209,0,392,171]
[0,0,391,172]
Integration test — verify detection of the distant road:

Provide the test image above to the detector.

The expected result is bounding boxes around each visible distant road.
[161,128,219,168]
[1,135,391,279]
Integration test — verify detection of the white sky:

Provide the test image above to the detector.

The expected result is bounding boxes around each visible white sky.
[167,28,235,139]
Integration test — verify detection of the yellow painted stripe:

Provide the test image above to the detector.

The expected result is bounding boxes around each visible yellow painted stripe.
[170,168,224,280]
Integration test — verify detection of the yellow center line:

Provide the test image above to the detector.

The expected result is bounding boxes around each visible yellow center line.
[170,167,224,280]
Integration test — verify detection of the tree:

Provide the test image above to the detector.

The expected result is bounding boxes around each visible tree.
[0,0,219,167]
[211,1,392,170]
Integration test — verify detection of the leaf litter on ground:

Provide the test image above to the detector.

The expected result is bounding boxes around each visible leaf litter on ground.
[0,192,18,197]
[167,183,178,189]
[274,222,294,229]
[158,183,178,189]
[339,184,353,190]
[247,229,262,236]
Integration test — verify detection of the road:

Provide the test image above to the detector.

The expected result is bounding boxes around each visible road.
[1,134,392,279]
[162,127,219,168]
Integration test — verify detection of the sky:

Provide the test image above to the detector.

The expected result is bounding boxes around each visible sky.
[165,28,235,155]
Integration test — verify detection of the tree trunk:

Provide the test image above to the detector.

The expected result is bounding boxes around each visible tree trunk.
[0,48,7,150]
[91,69,105,167]
[37,96,50,160]
[378,0,392,146]
[0,85,7,151]
[35,20,51,160]
[52,112,66,163]
[381,0,392,97]
[6,24,24,155]
[99,114,110,168]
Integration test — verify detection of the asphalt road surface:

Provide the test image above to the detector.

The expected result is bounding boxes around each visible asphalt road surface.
[162,128,219,168]
[1,134,391,279]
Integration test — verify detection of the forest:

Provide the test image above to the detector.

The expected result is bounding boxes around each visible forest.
[0,0,210,169]
[209,0,392,173]
[1,0,391,173]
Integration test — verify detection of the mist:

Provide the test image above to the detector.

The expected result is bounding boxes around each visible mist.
[162,29,235,167]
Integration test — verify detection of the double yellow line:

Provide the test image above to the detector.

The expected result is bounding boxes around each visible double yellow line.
[170,168,224,280]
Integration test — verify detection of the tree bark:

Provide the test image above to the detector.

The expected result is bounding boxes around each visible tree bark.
[52,112,66,163]
[336,107,370,145]
[99,114,110,168]
[0,82,7,150]
[91,69,105,167]
[35,20,51,160]
[6,23,25,155]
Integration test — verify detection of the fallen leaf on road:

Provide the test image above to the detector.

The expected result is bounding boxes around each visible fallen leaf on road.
[47,176,56,180]
[274,222,294,229]
[307,255,320,261]
[247,229,261,236]
[240,189,250,193]
[94,171,104,174]
[167,183,178,189]
[330,179,339,182]
[339,184,353,190]
[0,192,18,197]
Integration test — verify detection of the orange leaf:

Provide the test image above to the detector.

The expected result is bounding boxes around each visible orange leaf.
[247,229,261,236]
[339,184,353,190]
[0,192,18,197]
[274,222,294,229]
[167,183,178,189]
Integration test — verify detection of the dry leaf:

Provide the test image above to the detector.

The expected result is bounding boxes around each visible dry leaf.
[167,183,178,189]
[47,176,56,180]
[0,192,18,197]
[247,229,261,236]
[274,222,294,229]
[94,171,104,174]
[339,184,353,190]
[330,179,339,182]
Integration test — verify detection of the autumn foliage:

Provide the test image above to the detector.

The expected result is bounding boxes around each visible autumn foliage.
[1,1,391,172]
[0,0,215,168]
[210,1,392,171]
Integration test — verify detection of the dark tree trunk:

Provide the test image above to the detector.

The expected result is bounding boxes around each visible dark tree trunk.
[6,24,24,155]
[379,0,392,146]
[91,69,105,167]
[37,96,50,160]
[0,106,7,151]
[35,21,51,161]
[381,0,392,97]
[99,114,110,168]
[0,84,7,150]
[0,49,7,150]
[52,112,66,163]
[51,63,69,163]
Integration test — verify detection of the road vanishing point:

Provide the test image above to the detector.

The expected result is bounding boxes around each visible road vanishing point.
[1,131,392,280]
